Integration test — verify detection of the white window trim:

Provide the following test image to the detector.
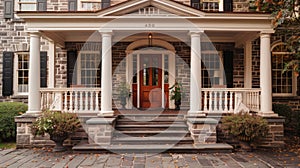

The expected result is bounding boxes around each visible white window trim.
[271,43,297,96]
[13,52,29,96]
[79,0,102,11]
[76,50,101,87]
[17,0,37,11]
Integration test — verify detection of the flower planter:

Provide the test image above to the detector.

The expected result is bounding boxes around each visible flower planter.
[50,134,68,152]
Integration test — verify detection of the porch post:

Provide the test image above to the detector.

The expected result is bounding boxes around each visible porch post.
[244,40,252,88]
[100,31,114,116]
[27,32,41,115]
[48,41,56,88]
[188,31,203,115]
[259,33,277,116]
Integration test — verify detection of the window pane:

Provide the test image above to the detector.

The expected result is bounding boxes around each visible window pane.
[20,4,36,11]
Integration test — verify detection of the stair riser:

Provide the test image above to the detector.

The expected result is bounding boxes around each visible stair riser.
[116,128,188,131]
[112,141,194,145]
[113,133,190,137]
[116,121,186,125]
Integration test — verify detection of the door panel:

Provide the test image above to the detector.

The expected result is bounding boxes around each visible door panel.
[140,55,162,108]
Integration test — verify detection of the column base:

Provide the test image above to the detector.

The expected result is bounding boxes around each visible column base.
[258,111,278,117]
[188,110,206,117]
[98,111,114,117]
[25,111,42,116]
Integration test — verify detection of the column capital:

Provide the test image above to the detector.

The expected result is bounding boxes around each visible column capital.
[189,30,204,37]
[99,29,113,36]
[260,33,271,39]
[28,31,41,37]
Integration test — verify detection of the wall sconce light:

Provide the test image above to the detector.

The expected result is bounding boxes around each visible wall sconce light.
[148,33,153,47]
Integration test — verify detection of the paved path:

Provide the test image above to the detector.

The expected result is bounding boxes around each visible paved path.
[0,148,299,168]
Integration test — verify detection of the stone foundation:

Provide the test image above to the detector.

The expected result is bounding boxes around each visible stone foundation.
[86,117,116,146]
[259,117,285,147]
[187,117,218,144]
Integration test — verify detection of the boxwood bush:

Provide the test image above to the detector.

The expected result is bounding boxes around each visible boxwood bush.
[0,102,27,142]
[273,103,300,136]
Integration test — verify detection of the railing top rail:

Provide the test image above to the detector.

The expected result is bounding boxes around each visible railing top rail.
[201,88,261,92]
[40,87,101,92]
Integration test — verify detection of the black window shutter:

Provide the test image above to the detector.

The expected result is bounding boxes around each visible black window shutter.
[223,51,234,88]
[101,0,110,9]
[67,51,77,87]
[68,0,77,11]
[40,51,47,88]
[37,0,47,11]
[191,0,200,9]
[4,0,14,19]
[224,0,233,12]
[2,52,14,96]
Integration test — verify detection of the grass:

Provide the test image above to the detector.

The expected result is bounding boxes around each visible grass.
[0,142,16,149]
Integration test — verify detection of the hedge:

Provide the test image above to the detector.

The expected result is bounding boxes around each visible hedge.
[0,102,27,142]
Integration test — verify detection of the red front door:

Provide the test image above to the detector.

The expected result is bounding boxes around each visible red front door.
[140,54,162,108]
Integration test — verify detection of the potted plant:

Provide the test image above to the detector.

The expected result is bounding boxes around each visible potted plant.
[169,81,185,110]
[118,82,131,109]
[221,113,269,151]
[31,111,81,152]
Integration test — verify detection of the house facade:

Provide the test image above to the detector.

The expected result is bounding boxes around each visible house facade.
[1,0,297,148]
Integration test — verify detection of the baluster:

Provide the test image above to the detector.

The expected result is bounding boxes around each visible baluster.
[229,91,233,113]
[85,91,89,111]
[209,91,213,112]
[224,91,228,113]
[204,91,208,111]
[219,91,223,112]
[90,91,94,112]
[214,91,218,111]
[74,91,78,111]
[69,91,73,112]
[41,92,44,110]
[64,91,68,112]
[250,92,254,110]
[95,91,99,111]
[256,92,260,111]
[80,91,83,111]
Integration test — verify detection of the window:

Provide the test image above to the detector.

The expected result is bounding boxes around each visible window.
[19,0,46,11]
[12,52,47,95]
[75,51,101,87]
[272,43,296,96]
[80,0,101,11]
[201,51,224,88]
[16,53,29,93]
[19,0,36,11]
[80,0,110,11]
[202,0,219,11]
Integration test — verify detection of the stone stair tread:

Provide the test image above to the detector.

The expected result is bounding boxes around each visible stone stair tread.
[73,143,233,153]
[116,124,187,128]
[117,118,186,122]
[113,136,193,141]
[115,130,189,134]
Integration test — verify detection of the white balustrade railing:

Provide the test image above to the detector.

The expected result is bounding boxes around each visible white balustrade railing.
[201,88,261,113]
[40,88,101,113]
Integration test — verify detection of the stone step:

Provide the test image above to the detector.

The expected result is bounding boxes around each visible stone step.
[113,130,190,137]
[116,120,186,125]
[112,136,194,145]
[73,143,233,153]
[115,124,188,131]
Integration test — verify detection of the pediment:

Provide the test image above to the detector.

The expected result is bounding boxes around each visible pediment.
[97,0,205,17]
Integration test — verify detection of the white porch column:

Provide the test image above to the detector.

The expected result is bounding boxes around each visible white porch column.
[259,33,276,116]
[27,32,41,115]
[100,31,114,116]
[244,40,252,88]
[48,41,56,88]
[188,31,203,115]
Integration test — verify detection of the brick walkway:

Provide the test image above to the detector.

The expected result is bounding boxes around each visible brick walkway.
[0,148,299,168]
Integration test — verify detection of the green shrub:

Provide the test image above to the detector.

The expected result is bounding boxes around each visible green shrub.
[273,103,299,135]
[221,113,269,143]
[0,102,28,142]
